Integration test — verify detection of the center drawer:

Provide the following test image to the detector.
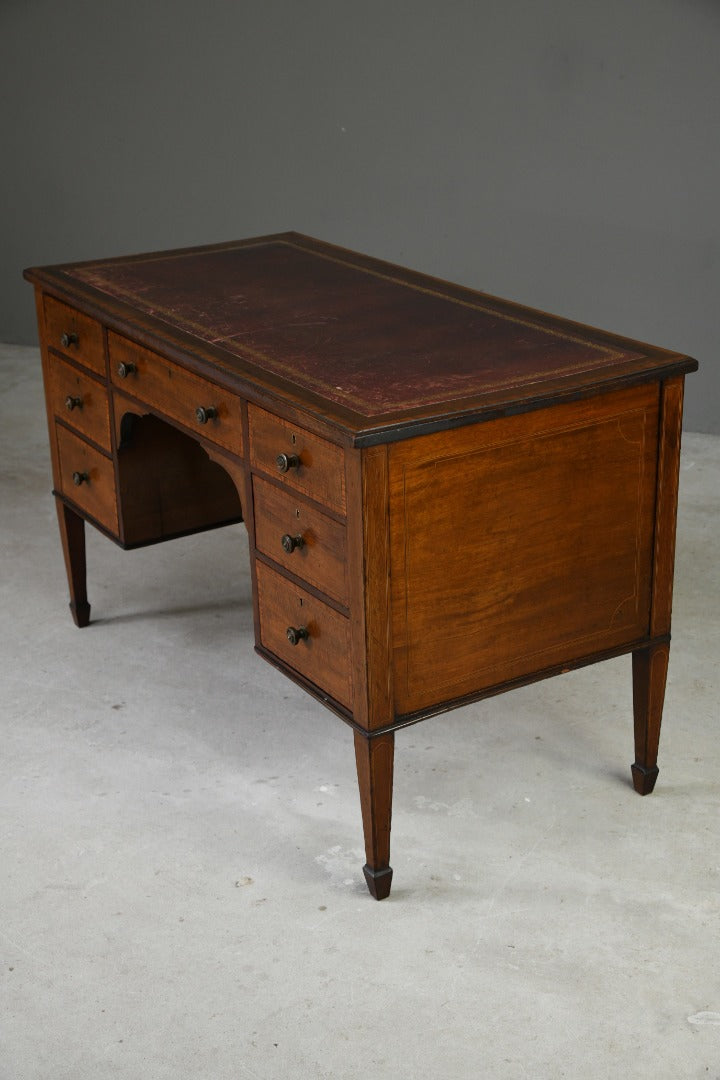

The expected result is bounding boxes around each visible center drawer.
[253,475,348,606]
[108,332,244,458]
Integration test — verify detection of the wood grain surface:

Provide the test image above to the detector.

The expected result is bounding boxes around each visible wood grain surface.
[389,384,659,714]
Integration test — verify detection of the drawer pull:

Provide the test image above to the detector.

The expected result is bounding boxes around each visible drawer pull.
[65,395,83,411]
[286,625,309,646]
[72,470,89,486]
[195,405,218,425]
[276,452,301,473]
[281,533,305,553]
[117,361,137,379]
[60,331,79,348]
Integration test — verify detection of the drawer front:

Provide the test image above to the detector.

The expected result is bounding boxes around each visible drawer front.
[256,562,353,710]
[253,475,348,605]
[44,296,105,375]
[56,425,118,534]
[248,405,346,515]
[46,355,111,450]
[108,333,244,458]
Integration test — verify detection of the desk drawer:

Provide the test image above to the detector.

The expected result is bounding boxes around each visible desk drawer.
[56,425,118,534]
[253,475,348,606]
[256,562,352,710]
[248,405,346,515]
[46,355,111,451]
[108,333,244,458]
[44,296,105,375]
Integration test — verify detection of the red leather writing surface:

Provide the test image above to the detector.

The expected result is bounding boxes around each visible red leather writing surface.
[68,240,642,418]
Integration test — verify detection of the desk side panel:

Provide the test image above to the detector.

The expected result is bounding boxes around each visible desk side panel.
[389,384,660,717]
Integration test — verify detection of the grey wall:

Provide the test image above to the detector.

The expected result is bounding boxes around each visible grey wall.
[2,0,718,432]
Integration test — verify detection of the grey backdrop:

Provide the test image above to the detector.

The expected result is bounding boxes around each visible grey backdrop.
[2,0,718,432]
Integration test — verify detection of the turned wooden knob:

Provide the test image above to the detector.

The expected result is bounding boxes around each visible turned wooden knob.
[72,470,89,486]
[116,361,136,378]
[60,332,78,348]
[276,452,301,473]
[286,625,309,646]
[195,405,218,424]
[65,395,83,411]
[281,533,305,553]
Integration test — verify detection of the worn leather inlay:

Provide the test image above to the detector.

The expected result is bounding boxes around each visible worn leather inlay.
[68,241,643,418]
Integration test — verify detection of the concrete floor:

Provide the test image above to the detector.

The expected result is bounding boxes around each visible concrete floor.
[1,340,719,1080]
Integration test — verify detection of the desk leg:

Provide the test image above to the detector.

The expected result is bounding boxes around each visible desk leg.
[631,642,669,795]
[354,730,394,900]
[56,500,90,628]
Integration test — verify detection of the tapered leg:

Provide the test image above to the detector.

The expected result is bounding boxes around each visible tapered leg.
[56,499,90,627]
[354,730,394,899]
[631,642,670,795]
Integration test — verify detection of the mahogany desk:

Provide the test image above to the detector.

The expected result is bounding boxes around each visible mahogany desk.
[25,234,697,899]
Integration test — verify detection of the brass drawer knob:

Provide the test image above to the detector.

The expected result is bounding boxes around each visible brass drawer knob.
[276,452,301,473]
[286,625,309,646]
[65,395,83,411]
[116,361,137,378]
[60,332,79,348]
[281,533,305,553]
[195,405,218,425]
[72,470,89,486]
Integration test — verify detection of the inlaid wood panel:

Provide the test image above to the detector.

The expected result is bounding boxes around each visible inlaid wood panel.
[389,384,660,715]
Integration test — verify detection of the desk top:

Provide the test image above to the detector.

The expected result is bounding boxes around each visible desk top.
[25,233,697,445]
